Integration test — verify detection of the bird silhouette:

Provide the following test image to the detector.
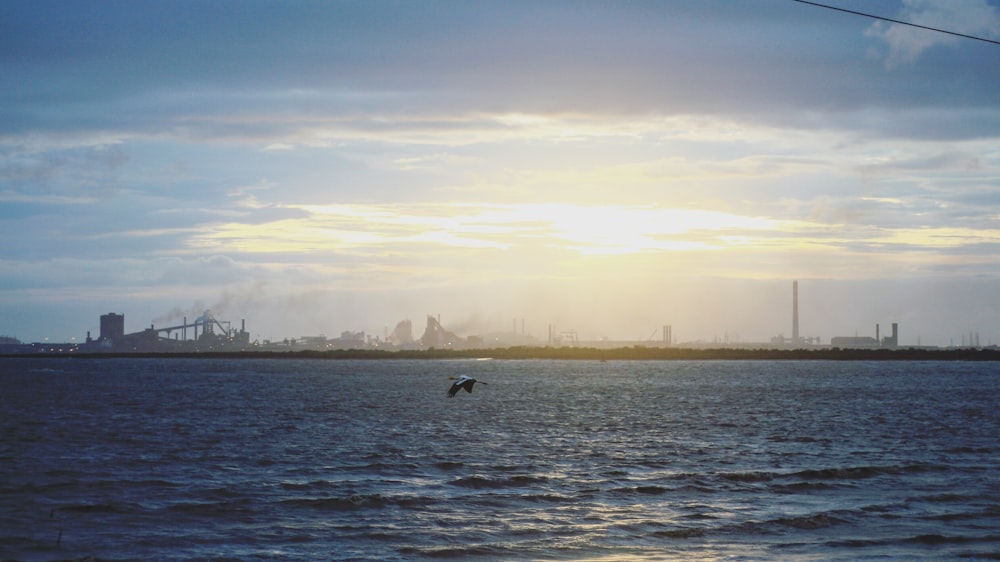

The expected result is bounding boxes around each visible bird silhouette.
[447,375,486,398]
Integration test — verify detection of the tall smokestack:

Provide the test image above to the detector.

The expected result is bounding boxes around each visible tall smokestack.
[792,280,799,346]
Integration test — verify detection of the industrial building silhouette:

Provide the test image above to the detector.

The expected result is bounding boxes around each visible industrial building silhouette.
[83,311,251,352]
[0,281,963,355]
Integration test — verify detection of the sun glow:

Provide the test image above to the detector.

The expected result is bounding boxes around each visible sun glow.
[533,204,777,255]
[187,202,783,258]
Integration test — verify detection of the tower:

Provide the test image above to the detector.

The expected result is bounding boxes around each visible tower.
[792,280,799,346]
[100,313,125,342]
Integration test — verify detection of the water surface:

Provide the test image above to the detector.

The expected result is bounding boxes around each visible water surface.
[1,358,997,560]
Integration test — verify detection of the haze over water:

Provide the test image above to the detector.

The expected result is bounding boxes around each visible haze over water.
[2,358,997,560]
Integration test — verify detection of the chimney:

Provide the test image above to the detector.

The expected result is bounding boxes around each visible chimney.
[792,280,799,346]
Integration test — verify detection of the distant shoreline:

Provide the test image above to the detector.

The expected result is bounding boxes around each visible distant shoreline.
[4,346,1000,361]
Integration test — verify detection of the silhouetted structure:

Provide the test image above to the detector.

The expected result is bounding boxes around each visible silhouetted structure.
[832,322,899,349]
[100,313,125,342]
[792,280,800,346]
[419,315,464,348]
[882,323,899,348]
[390,320,414,346]
[80,311,251,352]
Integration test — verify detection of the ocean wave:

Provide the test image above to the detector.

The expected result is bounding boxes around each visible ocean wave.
[279,493,438,511]
[903,533,1000,545]
[0,558,132,562]
[826,532,999,548]
[946,445,993,454]
[771,512,846,530]
[201,486,245,500]
[279,479,339,492]
[166,499,257,516]
[280,494,391,510]
[342,461,421,472]
[718,470,776,483]
[771,481,835,493]
[522,492,572,502]
[653,527,706,539]
[675,509,852,538]
[790,463,943,481]
[400,544,512,559]
[493,463,539,473]
[448,474,548,489]
[912,492,975,503]
[920,510,995,522]
[59,503,127,514]
[631,485,672,495]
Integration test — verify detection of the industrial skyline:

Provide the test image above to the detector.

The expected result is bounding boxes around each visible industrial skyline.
[3,280,994,353]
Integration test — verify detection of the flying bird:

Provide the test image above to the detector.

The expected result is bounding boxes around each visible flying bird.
[447,375,486,398]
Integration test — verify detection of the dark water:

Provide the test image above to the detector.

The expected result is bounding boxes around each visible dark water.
[1,358,998,561]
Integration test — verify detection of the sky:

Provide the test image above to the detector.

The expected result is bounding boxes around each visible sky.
[2,0,1000,346]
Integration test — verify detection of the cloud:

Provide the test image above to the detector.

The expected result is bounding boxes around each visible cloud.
[857,150,981,175]
[867,0,1000,67]
[1,2,1000,344]
[0,144,128,193]
[4,1,997,145]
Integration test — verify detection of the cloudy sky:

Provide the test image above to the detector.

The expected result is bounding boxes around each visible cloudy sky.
[2,0,999,346]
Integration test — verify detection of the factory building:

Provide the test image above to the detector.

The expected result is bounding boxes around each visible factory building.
[419,315,465,348]
[82,311,252,352]
[100,313,125,342]
[831,323,898,349]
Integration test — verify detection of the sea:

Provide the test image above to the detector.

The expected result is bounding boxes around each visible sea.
[1,357,998,561]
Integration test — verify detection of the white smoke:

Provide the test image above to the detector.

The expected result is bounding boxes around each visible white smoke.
[152,282,268,326]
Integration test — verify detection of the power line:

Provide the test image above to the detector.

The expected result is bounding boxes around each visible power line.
[791,0,1000,46]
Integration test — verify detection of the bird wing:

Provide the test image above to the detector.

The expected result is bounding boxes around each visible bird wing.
[447,376,478,397]
[447,377,466,397]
